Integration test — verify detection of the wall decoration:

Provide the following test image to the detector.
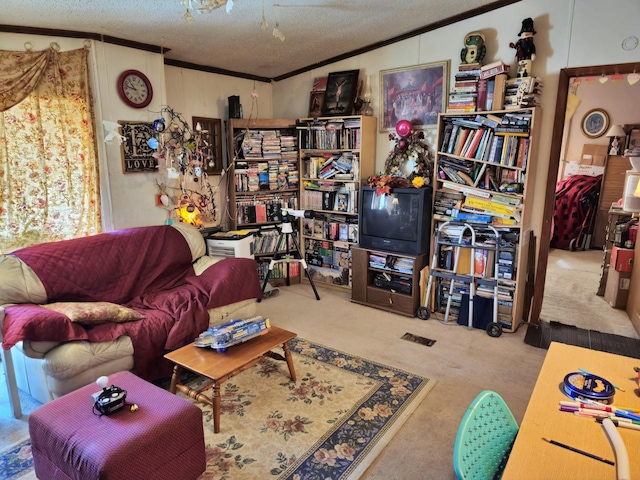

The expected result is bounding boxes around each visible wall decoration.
[581,108,610,138]
[321,70,359,116]
[312,76,327,91]
[119,121,157,173]
[308,91,324,117]
[192,116,223,174]
[623,124,640,150]
[380,60,449,132]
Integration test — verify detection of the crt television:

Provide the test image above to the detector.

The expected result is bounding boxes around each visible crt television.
[358,186,432,255]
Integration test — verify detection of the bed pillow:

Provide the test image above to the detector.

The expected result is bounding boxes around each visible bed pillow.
[41,301,145,325]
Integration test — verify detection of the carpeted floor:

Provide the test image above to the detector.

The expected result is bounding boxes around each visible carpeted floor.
[0,337,435,480]
[524,320,640,359]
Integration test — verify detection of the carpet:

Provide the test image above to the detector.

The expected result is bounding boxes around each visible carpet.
[0,337,435,480]
[524,321,640,359]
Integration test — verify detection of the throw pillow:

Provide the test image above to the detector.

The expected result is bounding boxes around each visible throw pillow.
[42,302,145,325]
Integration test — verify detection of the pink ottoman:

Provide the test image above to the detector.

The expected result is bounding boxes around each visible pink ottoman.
[28,371,206,480]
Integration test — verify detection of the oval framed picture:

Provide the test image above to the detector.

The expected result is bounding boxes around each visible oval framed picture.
[581,108,610,138]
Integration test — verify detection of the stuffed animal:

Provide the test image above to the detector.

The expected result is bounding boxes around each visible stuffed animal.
[510,18,536,77]
[460,31,486,65]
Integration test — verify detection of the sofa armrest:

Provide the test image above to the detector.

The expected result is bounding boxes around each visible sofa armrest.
[18,340,64,359]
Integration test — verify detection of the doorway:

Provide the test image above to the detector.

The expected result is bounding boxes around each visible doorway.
[532,61,640,337]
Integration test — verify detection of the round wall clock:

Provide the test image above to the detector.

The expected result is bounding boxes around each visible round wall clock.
[581,108,609,138]
[117,70,153,108]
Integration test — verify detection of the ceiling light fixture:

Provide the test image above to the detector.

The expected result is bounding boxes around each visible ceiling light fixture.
[181,0,234,23]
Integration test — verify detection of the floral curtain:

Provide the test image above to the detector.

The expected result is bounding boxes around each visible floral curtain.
[0,45,101,253]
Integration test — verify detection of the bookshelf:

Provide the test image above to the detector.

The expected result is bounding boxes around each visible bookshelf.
[226,118,301,286]
[430,107,540,332]
[296,115,376,290]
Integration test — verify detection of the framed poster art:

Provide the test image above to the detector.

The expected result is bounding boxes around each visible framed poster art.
[321,70,359,116]
[581,108,609,138]
[119,121,157,173]
[624,124,640,151]
[308,91,325,117]
[380,60,450,132]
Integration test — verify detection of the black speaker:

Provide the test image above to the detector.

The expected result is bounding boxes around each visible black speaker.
[228,95,241,118]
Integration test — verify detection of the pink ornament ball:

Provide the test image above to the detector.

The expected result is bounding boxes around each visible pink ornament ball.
[395,120,412,138]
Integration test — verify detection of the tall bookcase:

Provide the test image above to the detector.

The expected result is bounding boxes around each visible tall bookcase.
[226,118,300,285]
[296,115,376,290]
[430,107,540,332]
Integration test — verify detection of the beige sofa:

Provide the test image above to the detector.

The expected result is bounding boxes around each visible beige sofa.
[0,223,260,406]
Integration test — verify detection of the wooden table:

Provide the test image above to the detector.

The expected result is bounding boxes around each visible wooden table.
[503,342,640,479]
[164,326,297,433]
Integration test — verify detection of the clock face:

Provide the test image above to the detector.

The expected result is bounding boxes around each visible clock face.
[117,70,153,108]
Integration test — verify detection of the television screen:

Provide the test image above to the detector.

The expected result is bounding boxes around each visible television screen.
[359,186,432,255]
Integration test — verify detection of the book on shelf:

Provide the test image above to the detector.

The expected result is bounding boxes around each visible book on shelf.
[476,78,488,111]
[492,74,508,110]
[462,196,518,219]
[479,61,510,79]
[458,62,482,71]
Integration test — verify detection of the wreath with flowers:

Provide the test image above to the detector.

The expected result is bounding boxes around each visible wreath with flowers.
[368,120,435,195]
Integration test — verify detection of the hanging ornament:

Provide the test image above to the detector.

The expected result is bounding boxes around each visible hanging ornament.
[395,120,412,138]
[153,118,166,132]
[628,73,640,85]
[102,120,126,144]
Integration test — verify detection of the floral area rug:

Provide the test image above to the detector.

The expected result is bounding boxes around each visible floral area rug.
[0,338,435,480]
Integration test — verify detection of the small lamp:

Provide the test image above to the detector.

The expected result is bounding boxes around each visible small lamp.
[622,170,640,213]
[177,196,203,228]
[605,124,625,156]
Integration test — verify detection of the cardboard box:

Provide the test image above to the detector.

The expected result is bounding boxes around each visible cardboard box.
[580,144,608,166]
[604,269,632,309]
[611,245,634,272]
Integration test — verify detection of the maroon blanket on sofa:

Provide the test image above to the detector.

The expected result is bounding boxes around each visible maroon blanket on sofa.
[11,225,195,304]
[3,231,263,379]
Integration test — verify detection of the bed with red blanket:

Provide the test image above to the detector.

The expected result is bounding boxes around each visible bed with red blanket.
[0,223,263,403]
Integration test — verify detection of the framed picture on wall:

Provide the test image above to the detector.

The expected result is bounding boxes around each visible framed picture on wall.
[321,70,359,116]
[380,60,450,132]
[119,121,157,173]
[581,108,609,138]
[625,124,640,152]
[308,91,324,117]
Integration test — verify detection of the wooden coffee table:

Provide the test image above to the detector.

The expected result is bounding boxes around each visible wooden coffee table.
[164,326,297,433]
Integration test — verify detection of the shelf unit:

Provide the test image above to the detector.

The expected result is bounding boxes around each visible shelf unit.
[226,118,301,286]
[430,107,540,332]
[351,246,428,317]
[296,115,376,289]
[597,203,633,296]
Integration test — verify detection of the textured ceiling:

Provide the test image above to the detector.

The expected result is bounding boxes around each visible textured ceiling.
[1,0,514,80]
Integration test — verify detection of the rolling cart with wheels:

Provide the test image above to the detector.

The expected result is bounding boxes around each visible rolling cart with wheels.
[417,220,505,337]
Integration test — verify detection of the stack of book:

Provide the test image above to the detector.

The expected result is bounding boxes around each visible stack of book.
[478,62,510,111]
[448,63,481,113]
[433,189,464,221]
[504,76,543,109]
[243,131,263,159]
